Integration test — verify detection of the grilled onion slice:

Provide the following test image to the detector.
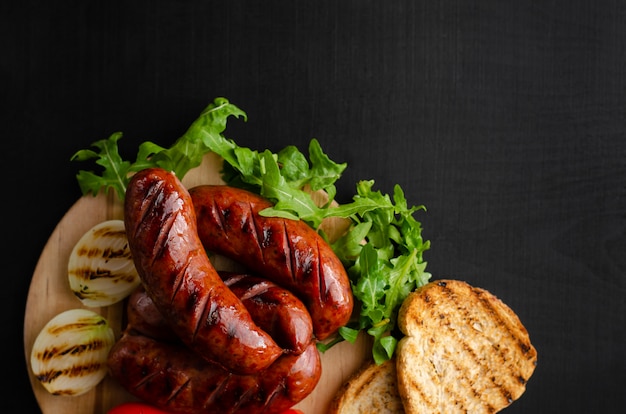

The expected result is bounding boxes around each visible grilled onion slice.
[30,308,115,396]
[68,219,140,307]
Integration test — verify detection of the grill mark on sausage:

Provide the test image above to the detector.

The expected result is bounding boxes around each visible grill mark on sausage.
[315,239,326,302]
[284,221,297,283]
[136,179,165,228]
[129,180,164,267]
[232,384,259,412]
[212,197,228,235]
[263,379,288,410]
[237,279,272,302]
[150,204,177,268]
[167,252,188,305]
[190,285,211,341]
[264,388,284,412]
[249,202,266,266]
[200,290,220,330]
[135,370,159,391]
[199,373,232,409]
[221,272,246,286]
[159,259,195,334]
[165,378,191,406]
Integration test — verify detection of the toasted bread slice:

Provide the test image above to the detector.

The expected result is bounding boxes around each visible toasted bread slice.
[396,279,537,414]
[329,357,405,414]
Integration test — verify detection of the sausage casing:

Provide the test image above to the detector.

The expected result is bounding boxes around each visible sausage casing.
[107,333,321,414]
[124,168,282,374]
[221,271,313,354]
[128,271,314,355]
[189,185,354,340]
[125,285,179,342]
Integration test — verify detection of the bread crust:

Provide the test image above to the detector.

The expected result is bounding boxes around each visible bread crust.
[396,279,537,413]
[329,357,405,414]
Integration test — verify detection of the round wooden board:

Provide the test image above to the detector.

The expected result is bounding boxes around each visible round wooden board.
[23,152,372,414]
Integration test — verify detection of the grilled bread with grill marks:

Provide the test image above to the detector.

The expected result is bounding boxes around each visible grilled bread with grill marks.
[396,279,537,414]
[328,357,405,414]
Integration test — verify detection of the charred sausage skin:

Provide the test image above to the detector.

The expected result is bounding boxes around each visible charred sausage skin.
[221,271,314,354]
[128,271,314,354]
[189,185,354,340]
[112,280,320,413]
[108,334,320,414]
[124,168,282,374]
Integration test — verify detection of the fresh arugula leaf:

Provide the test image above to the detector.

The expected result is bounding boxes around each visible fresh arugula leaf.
[327,180,431,363]
[71,97,246,199]
[72,132,133,200]
[276,145,312,188]
[256,150,325,225]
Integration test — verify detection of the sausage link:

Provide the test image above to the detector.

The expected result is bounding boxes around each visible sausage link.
[107,333,321,414]
[124,168,282,374]
[189,185,354,340]
[128,271,314,354]
[221,271,314,354]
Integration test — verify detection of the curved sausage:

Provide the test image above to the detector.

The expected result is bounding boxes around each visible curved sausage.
[128,271,314,354]
[107,333,321,414]
[221,271,314,354]
[189,185,353,340]
[124,168,282,374]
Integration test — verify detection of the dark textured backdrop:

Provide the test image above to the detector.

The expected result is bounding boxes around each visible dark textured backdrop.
[4,1,625,412]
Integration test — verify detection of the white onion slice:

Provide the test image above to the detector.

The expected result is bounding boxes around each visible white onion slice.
[30,308,115,396]
[68,219,140,307]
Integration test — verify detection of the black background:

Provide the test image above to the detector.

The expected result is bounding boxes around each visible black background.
[4,1,625,413]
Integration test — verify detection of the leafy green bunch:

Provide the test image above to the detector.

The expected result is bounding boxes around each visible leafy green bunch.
[72,97,431,363]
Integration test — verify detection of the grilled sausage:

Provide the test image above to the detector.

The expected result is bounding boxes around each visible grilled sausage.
[221,271,314,354]
[124,168,282,374]
[128,271,314,354]
[189,184,354,340]
[107,333,321,414]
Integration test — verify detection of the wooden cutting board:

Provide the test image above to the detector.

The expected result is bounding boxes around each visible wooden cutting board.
[23,152,372,414]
